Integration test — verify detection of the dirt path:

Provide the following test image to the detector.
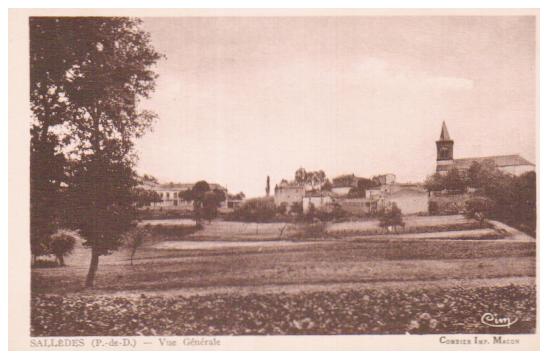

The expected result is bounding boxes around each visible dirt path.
[488,220,535,241]
[62,275,535,299]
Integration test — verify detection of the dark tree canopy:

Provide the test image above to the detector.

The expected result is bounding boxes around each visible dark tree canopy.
[134,187,162,207]
[294,168,327,189]
[424,161,536,236]
[379,203,404,230]
[30,17,164,287]
[179,181,227,225]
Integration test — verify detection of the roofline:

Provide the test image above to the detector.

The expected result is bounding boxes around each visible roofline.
[455,154,535,166]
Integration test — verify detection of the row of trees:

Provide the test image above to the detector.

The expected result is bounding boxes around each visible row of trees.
[293,168,327,189]
[425,161,536,235]
[179,181,227,225]
[424,161,516,193]
[30,17,163,286]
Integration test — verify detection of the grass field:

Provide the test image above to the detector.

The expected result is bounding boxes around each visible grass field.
[31,215,537,336]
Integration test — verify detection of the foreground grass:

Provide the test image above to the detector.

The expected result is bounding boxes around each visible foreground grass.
[31,284,535,336]
[32,239,535,294]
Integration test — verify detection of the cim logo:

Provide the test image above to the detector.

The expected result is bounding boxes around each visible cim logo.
[481,313,518,328]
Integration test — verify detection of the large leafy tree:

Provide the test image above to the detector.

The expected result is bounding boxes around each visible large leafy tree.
[180,181,226,225]
[30,18,77,258]
[379,203,404,232]
[294,168,327,190]
[424,161,536,236]
[31,17,163,287]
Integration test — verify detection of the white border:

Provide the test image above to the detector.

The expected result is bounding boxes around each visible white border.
[2,0,546,356]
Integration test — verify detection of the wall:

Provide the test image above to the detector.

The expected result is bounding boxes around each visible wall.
[339,198,380,215]
[387,189,428,215]
[332,187,352,195]
[302,196,333,213]
[274,187,305,206]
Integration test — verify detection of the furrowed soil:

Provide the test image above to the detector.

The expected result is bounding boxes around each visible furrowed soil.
[31,216,536,336]
[32,284,536,336]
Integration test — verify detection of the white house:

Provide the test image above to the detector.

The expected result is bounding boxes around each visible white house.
[141,182,228,209]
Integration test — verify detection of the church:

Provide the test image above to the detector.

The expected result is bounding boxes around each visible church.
[435,122,534,176]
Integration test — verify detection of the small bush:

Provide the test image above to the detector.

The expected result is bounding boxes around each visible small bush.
[49,230,77,266]
[304,203,316,222]
[465,196,495,224]
[292,222,327,239]
[31,259,59,268]
[428,201,439,215]
[289,202,303,216]
[378,203,404,231]
[229,197,277,222]
[277,202,288,215]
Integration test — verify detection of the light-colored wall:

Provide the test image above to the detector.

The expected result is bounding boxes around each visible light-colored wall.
[387,190,429,215]
[339,198,384,215]
[332,187,352,195]
[149,189,228,209]
[302,196,333,213]
[274,187,305,206]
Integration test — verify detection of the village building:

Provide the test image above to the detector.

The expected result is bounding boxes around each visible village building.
[141,181,229,209]
[302,191,335,213]
[331,174,365,195]
[436,122,534,175]
[227,193,245,209]
[385,184,429,215]
[274,170,430,216]
[274,180,306,207]
[372,173,396,185]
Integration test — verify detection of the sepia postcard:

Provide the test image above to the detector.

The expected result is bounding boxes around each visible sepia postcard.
[8,8,539,350]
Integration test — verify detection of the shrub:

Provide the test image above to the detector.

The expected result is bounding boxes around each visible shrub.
[309,204,348,222]
[31,259,59,268]
[293,222,327,239]
[48,230,78,266]
[428,201,439,215]
[230,197,277,222]
[304,203,316,222]
[330,203,347,221]
[277,202,288,215]
[465,196,495,224]
[290,202,303,216]
[378,203,404,231]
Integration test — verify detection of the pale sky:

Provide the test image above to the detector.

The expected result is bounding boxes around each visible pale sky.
[136,16,536,197]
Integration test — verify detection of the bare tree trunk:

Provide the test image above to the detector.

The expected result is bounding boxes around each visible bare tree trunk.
[85,248,100,288]
[57,255,65,266]
[278,224,287,239]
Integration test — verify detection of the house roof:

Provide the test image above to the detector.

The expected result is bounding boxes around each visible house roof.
[304,190,335,198]
[277,183,304,190]
[152,182,226,191]
[389,186,427,195]
[453,154,534,168]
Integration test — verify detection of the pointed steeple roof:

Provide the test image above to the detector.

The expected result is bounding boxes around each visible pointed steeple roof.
[439,121,451,141]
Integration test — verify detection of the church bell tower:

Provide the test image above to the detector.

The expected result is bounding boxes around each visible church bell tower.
[436,121,454,172]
